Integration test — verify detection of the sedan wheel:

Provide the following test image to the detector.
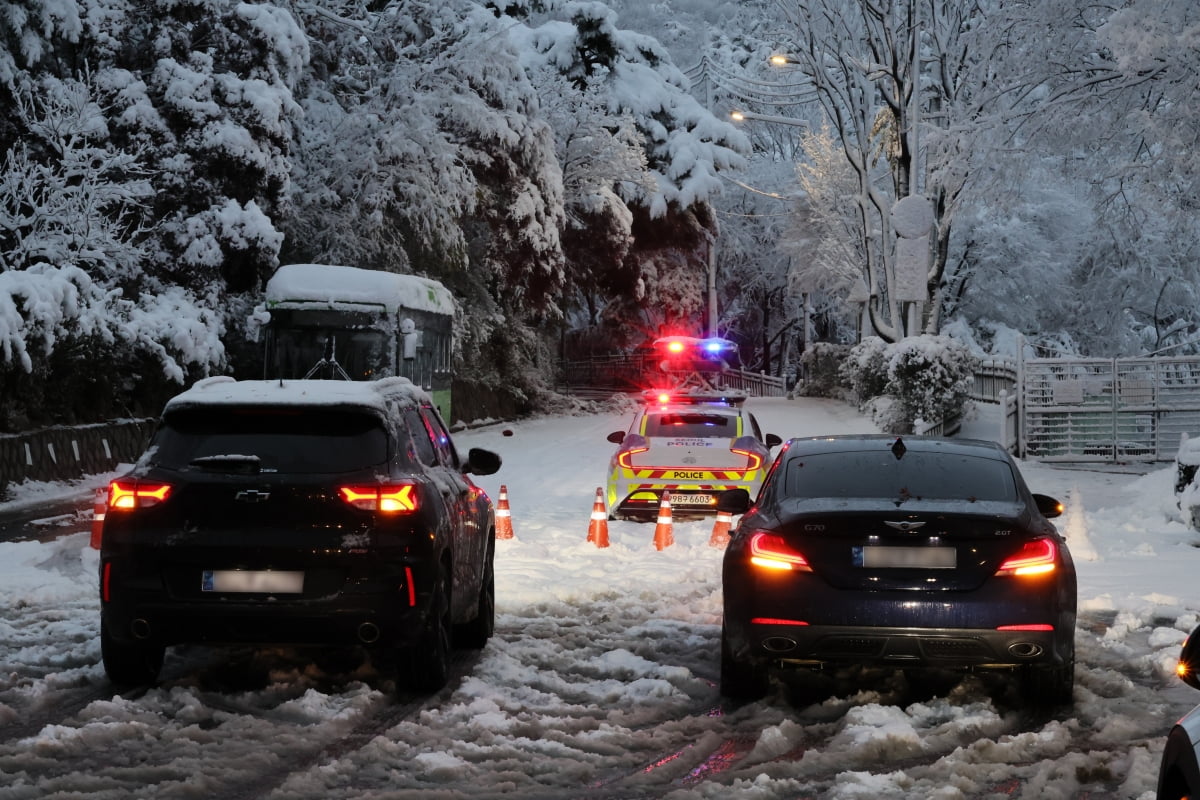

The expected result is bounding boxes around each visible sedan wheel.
[720,624,768,700]
[1021,657,1075,708]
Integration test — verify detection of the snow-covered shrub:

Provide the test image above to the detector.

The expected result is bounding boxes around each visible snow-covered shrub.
[884,334,979,434]
[795,342,851,398]
[839,337,889,406]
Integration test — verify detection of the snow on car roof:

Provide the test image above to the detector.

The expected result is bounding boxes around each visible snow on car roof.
[264,263,456,316]
[163,377,430,416]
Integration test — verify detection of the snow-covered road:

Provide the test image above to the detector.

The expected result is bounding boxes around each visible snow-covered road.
[1,396,1197,799]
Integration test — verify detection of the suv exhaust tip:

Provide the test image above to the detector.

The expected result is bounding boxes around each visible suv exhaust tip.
[130,619,152,640]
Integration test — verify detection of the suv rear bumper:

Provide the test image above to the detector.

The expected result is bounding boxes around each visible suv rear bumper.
[101,595,430,650]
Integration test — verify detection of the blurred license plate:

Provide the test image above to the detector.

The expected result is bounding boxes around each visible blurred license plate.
[859,546,955,569]
[202,570,304,593]
[671,493,715,507]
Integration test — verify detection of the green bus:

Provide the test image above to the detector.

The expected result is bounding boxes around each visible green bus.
[261,263,456,421]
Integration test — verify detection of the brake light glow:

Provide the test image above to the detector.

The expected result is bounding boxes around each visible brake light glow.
[339,484,418,513]
[102,562,112,603]
[749,532,811,572]
[731,446,763,471]
[994,538,1057,577]
[996,624,1054,631]
[752,617,809,626]
[618,445,650,469]
[108,480,172,510]
[404,566,417,607]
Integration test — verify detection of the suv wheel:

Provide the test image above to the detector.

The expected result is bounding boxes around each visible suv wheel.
[720,623,768,700]
[101,619,165,687]
[402,563,452,692]
[455,547,495,649]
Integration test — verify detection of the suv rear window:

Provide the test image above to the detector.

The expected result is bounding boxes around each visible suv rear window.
[784,451,1018,502]
[643,412,736,438]
[150,408,391,474]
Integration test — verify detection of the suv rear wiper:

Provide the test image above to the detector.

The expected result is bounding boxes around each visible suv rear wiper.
[188,454,262,474]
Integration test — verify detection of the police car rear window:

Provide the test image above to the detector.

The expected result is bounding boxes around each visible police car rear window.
[643,413,735,438]
[151,408,393,473]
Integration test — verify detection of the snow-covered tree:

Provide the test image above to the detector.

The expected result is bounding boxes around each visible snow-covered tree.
[501,0,749,346]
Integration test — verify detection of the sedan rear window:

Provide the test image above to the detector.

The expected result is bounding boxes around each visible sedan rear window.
[643,413,736,438]
[784,451,1018,502]
[150,408,391,473]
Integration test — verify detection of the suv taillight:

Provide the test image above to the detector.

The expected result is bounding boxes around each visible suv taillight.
[339,483,419,513]
[108,480,172,510]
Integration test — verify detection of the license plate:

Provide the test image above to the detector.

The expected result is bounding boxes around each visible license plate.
[857,546,956,569]
[202,570,304,593]
[670,493,715,507]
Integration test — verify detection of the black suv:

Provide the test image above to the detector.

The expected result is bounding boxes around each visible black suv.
[97,377,501,691]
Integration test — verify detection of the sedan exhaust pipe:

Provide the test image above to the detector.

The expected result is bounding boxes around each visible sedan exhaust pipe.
[762,636,797,654]
[357,622,381,645]
[1008,642,1044,658]
[130,618,152,640]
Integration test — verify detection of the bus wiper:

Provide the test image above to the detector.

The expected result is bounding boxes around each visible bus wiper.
[189,454,262,474]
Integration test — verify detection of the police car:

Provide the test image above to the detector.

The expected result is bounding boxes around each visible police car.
[605,390,782,520]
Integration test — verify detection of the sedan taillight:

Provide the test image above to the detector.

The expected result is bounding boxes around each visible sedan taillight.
[617,445,649,469]
[339,483,418,513]
[108,480,172,510]
[749,532,812,572]
[994,538,1057,577]
[730,446,763,471]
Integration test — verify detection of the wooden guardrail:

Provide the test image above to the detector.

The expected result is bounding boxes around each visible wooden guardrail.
[0,419,156,500]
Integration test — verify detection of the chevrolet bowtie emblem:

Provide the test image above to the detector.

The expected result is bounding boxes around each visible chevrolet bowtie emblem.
[884,520,925,532]
[235,489,271,503]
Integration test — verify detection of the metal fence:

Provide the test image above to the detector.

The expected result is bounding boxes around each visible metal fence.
[1021,356,1200,462]
[557,356,787,398]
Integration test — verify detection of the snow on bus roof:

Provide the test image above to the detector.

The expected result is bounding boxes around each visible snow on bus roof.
[163,377,430,415]
[264,263,456,316]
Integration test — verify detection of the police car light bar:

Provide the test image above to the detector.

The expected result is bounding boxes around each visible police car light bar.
[640,389,748,406]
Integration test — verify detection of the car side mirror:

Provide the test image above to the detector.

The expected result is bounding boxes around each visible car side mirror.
[1179,624,1200,691]
[464,447,502,476]
[607,431,626,444]
[717,488,751,515]
[1033,493,1063,519]
[765,433,782,448]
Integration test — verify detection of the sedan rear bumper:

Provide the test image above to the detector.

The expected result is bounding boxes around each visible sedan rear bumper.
[728,619,1070,670]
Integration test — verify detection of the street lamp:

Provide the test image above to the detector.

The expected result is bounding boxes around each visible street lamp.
[729,110,809,128]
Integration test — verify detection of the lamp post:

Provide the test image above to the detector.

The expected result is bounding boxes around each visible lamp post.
[729,109,809,128]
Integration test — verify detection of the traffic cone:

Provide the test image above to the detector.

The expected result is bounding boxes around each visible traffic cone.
[495,484,514,540]
[587,487,610,548]
[89,486,106,550]
[653,492,675,551]
[709,508,733,548]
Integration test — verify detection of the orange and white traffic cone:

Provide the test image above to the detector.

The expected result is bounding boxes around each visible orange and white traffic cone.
[89,486,106,550]
[653,492,675,551]
[708,508,733,548]
[495,484,514,540]
[587,487,610,548]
